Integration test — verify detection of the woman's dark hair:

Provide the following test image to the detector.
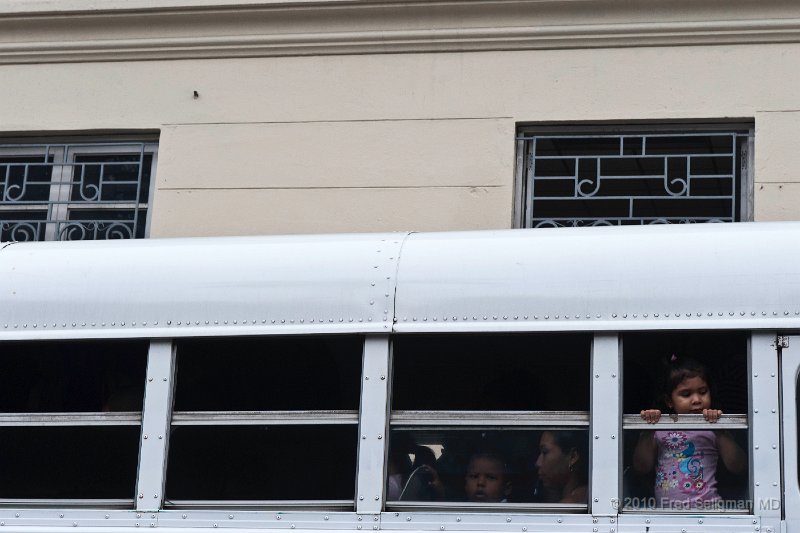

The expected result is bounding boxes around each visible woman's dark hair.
[658,355,712,411]
[548,430,588,482]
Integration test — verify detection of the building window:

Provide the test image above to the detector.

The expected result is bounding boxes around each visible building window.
[0,140,157,241]
[516,126,751,228]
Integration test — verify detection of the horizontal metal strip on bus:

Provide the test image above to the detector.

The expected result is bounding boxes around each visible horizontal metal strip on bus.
[390,411,589,426]
[170,410,359,425]
[0,412,141,426]
[163,500,354,510]
[386,501,587,513]
[622,413,747,429]
[0,499,134,508]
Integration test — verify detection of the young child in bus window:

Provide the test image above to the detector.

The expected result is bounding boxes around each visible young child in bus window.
[464,451,511,503]
[632,355,746,509]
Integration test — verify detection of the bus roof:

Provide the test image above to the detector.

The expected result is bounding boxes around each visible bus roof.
[1,222,799,340]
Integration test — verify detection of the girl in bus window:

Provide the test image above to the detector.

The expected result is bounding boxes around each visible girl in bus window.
[632,356,746,509]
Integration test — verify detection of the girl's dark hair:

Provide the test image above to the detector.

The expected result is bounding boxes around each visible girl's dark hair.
[658,355,712,411]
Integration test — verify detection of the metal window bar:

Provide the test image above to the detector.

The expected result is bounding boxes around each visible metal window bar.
[0,142,154,241]
[170,410,359,425]
[0,412,141,426]
[390,410,589,426]
[622,413,747,430]
[517,132,748,228]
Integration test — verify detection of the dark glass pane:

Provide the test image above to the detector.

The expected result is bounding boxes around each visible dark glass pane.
[601,157,664,177]
[72,154,153,204]
[690,156,733,176]
[533,158,575,177]
[392,334,590,411]
[388,428,588,506]
[0,156,54,203]
[165,425,357,501]
[645,135,734,156]
[632,198,732,219]
[536,137,620,157]
[0,426,140,499]
[532,198,629,219]
[533,179,574,198]
[0,341,148,413]
[173,336,362,411]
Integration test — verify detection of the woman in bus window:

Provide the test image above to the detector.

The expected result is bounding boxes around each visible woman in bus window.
[535,430,588,504]
[633,355,746,509]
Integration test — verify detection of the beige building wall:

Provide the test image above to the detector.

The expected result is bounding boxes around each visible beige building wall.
[1,0,799,236]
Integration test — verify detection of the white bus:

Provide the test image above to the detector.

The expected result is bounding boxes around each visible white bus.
[0,222,798,533]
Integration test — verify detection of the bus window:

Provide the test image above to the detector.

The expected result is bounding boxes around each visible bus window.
[621,332,749,511]
[165,336,362,505]
[388,334,590,509]
[0,340,148,501]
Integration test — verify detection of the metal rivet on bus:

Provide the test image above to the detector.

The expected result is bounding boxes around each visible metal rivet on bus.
[358,516,363,521]
[524,315,529,319]
[440,527,445,530]
[406,517,412,522]
[773,311,778,316]
[612,314,617,318]
[611,435,616,439]
[593,498,599,503]
[634,314,638,318]
[594,435,599,439]
[136,524,140,528]
[506,518,512,523]
[522,528,527,532]
[612,373,616,378]
[163,377,167,381]
[139,494,143,498]
[324,516,329,521]
[557,519,562,523]
[622,314,627,318]
[774,482,778,486]
[533,316,538,320]
[545,315,549,319]
[664,313,670,317]
[593,528,597,532]
[773,444,777,449]
[277,515,282,520]
[681,529,686,533]
[182,515,187,519]
[645,520,650,524]
[755,409,759,413]
[756,482,760,486]
[111,322,116,326]
[432,317,437,321]
[707,313,712,317]
[755,445,759,449]
[143,435,148,439]
[752,311,757,316]
[291,526,295,529]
